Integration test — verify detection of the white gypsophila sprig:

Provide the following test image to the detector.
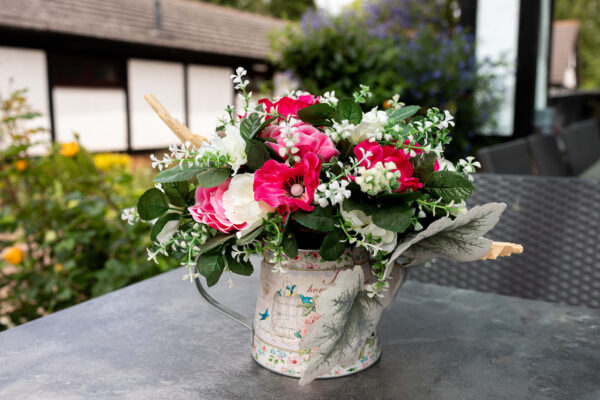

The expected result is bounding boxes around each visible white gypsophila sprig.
[326,120,354,143]
[321,91,339,107]
[354,161,401,196]
[121,207,139,226]
[353,84,372,104]
[314,179,351,208]
[277,119,301,164]
[458,156,481,181]
[230,67,249,91]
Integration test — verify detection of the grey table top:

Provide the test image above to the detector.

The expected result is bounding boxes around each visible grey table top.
[580,159,600,179]
[1,268,599,400]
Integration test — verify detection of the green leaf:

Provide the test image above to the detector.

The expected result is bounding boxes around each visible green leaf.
[246,141,271,171]
[334,98,363,124]
[372,204,412,233]
[377,191,423,204]
[412,152,437,181]
[196,168,231,188]
[196,250,225,287]
[240,113,262,140]
[319,229,346,261]
[225,253,254,276]
[388,105,420,121]
[236,226,265,246]
[197,234,235,255]
[297,103,335,127]
[342,197,376,215]
[162,181,189,207]
[282,230,299,258]
[150,212,181,241]
[425,171,474,203]
[154,166,205,183]
[292,206,336,232]
[137,188,170,220]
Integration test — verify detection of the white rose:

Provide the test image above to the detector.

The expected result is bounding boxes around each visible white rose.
[348,109,388,144]
[341,209,397,253]
[222,173,274,226]
[208,124,247,173]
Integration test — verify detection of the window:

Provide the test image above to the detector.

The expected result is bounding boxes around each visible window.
[50,53,124,87]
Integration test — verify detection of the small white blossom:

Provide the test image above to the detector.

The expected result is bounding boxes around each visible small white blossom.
[321,91,339,107]
[120,207,138,225]
[355,161,400,196]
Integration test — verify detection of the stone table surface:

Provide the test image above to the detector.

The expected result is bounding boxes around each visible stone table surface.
[1,268,599,400]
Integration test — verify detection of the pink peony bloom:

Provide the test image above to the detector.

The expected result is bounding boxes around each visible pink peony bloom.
[253,153,322,215]
[258,95,318,120]
[354,140,422,192]
[188,178,247,233]
[261,122,339,162]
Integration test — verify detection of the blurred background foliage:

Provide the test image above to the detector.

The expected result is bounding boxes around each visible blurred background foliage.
[0,89,176,331]
[199,0,315,20]
[270,0,505,159]
[554,0,600,89]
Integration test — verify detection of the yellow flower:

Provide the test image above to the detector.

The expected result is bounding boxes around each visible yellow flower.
[54,263,64,273]
[4,246,24,265]
[93,153,131,171]
[15,159,28,171]
[59,142,79,157]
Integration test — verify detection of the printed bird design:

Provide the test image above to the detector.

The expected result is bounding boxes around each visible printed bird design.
[299,294,313,305]
[259,308,269,320]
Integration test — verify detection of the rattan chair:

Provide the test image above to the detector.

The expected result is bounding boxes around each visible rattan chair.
[408,174,600,309]
[561,119,600,175]
[527,134,568,176]
[476,139,534,174]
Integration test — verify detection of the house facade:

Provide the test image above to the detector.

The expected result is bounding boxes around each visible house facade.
[0,0,285,152]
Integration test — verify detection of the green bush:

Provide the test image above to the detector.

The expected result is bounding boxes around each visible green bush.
[0,89,175,330]
[270,1,505,159]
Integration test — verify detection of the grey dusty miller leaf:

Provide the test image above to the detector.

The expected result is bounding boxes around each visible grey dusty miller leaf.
[298,266,382,386]
[383,202,507,282]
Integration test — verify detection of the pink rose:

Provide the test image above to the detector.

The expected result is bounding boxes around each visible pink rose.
[261,122,339,162]
[258,94,318,120]
[354,140,422,192]
[188,178,247,233]
[253,153,322,215]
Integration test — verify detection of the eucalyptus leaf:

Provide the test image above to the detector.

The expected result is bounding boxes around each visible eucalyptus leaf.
[282,230,299,258]
[334,98,363,124]
[196,250,225,287]
[197,234,235,255]
[372,204,412,233]
[150,212,181,242]
[388,105,420,121]
[154,166,205,183]
[196,168,231,188]
[299,266,382,385]
[246,141,271,171]
[297,103,335,127]
[137,188,169,220]
[225,253,254,276]
[292,206,336,232]
[162,181,190,207]
[383,202,507,280]
[236,226,265,246]
[425,170,474,203]
[319,229,346,261]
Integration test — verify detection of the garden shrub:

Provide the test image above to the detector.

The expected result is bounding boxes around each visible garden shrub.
[0,89,175,330]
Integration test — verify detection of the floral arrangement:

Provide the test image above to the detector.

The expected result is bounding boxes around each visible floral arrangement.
[130,67,519,296]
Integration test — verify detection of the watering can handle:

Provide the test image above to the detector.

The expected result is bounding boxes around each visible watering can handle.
[193,266,253,331]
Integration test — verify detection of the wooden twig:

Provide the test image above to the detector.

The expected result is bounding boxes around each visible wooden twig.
[143,94,209,148]
[481,242,523,260]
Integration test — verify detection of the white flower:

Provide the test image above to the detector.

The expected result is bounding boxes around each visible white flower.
[206,124,247,173]
[120,207,138,225]
[436,157,456,172]
[222,173,275,226]
[341,209,397,253]
[355,161,400,195]
[347,108,388,144]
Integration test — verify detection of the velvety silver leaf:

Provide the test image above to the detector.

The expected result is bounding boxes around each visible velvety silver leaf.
[383,202,506,280]
[298,266,382,385]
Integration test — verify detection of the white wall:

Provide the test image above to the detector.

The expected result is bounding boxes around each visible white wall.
[476,0,520,136]
[188,65,232,136]
[128,59,185,150]
[0,46,51,153]
[53,88,127,151]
